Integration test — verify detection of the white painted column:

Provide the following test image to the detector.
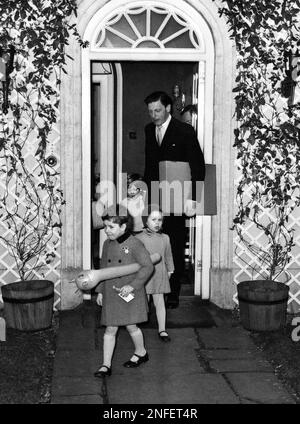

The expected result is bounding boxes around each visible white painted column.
[82,52,92,301]
[82,50,92,272]
[193,62,203,295]
[198,59,214,299]
[201,216,211,299]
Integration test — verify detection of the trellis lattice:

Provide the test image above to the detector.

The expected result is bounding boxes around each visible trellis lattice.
[0,89,62,311]
[233,175,300,313]
[92,3,204,51]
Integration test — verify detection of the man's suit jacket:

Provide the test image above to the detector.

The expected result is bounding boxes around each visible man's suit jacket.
[144,117,205,201]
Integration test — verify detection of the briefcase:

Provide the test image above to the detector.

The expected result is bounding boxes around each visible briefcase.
[158,161,217,216]
[197,164,217,216]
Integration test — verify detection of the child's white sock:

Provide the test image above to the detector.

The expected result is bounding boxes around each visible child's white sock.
[153,294,167,333]
[102,333,116,367]
[128,327,146,360]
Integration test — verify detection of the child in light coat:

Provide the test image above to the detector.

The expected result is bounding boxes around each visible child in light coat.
[136,205,174,342]
[120,173,147,234]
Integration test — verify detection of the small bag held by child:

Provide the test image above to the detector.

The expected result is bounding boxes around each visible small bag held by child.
[118,292,135,302]
[113,285,135,302]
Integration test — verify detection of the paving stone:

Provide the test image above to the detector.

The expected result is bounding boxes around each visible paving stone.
[50,302,296,405]
[209,358,273,373]
[59,302,96,327]
[143,328,199,349]
[56,327,96,350]
[151,296,216,328]
[111,345,205,376]
[107,372,239,404]
[98,328,199,354]
[53,349,100,377]
[197,328,257,350]
[51,376,101,398]
[199,349,260,360]
[226,372,296,404]
[59,310,86,328]
[52,395,101,404]
[96,330,204,375]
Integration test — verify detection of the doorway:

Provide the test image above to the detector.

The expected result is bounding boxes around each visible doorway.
[91,60,200,296]
[82,0,215,301]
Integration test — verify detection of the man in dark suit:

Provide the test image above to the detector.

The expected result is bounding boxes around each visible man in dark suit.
[143,91,205,308]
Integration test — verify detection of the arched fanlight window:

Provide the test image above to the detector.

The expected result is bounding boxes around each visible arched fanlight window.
[92,4,204,51]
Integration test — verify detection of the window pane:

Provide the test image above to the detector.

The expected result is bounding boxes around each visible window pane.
[94,6,198,50]
[150,11,168,36]
[129,11,146,36]
[137,40,161,48]
[164,32,194,49]
[110,15,137,41]
[102,31,132,48]
[159,16,183,41]
[92,62,112,75]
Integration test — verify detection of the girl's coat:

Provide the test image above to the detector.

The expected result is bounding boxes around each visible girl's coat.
[95,233,154,326]
[136,230,174,294]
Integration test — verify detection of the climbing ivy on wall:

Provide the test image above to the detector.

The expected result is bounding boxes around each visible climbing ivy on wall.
[0,0,87,280]
[216,0,300,279]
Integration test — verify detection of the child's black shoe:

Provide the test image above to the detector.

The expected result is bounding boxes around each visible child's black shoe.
[94,365,112,377]
[123,352,149,368]
[158,331,171,342]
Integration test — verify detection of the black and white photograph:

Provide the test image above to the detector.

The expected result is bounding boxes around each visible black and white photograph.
[0,0,300,411]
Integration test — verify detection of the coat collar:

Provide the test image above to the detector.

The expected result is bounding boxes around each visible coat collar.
[116,232,131,244]
[145,227,162,236]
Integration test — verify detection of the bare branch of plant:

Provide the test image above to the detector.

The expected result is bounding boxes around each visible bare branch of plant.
[0,0,88,280]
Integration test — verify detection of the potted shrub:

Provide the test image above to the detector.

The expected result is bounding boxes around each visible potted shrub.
[218,0,300,330]
[0,1,87,331]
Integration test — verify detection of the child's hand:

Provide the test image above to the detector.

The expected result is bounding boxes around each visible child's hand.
[96,293,103,306]
[168,272,173,279]
[119,285,134,297]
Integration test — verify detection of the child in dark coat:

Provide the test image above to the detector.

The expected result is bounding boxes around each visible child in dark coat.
[94,205,154,377]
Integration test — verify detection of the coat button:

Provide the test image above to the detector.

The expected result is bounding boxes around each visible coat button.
[118,259,122,263]
[108,259,111,263]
